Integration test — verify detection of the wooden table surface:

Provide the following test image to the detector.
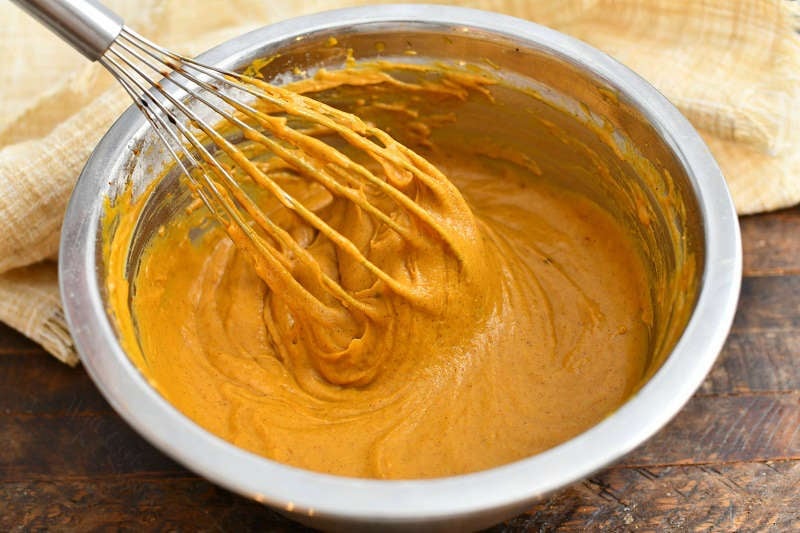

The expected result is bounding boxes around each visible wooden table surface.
[1,206,799,531]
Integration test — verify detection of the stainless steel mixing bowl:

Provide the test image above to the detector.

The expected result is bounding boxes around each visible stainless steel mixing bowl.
[60,5,741,531]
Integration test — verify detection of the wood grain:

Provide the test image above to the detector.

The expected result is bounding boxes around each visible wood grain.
[2,461,798,531]
[733,275,800,332]
[489,461,800,532]
[0,352,110,416]
[0,415,186,480]
[0,477,303,532]
[741,207,800,276]
[0,322,45,355]
[620,394,800,467]
[701,329,800,394]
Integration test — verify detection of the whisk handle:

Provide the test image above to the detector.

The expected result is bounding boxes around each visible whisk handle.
[10,0,122,61]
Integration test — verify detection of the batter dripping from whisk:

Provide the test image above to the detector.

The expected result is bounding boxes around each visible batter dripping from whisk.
[221,71,494,390]
[107,62,653,479]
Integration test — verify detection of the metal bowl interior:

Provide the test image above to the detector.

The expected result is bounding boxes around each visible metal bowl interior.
[60,5,741,531]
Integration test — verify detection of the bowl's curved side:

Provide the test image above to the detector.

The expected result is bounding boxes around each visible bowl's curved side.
[60,4,741,530]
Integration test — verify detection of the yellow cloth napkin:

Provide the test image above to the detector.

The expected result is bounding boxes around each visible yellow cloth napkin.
[1,0,798,365]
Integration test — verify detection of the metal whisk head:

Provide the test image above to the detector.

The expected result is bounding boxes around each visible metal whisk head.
[13,0,477,335]
[14,0,485,385]
[100,25,472,317]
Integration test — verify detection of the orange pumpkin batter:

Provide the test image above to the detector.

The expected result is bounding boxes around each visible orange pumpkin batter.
[106,62,653,479]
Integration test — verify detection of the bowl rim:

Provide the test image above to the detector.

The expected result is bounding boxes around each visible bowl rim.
[59,3,742,523]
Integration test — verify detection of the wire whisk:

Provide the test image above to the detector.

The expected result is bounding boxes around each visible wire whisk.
[13,0,480,365]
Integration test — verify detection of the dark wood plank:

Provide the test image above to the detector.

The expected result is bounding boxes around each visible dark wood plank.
[620,393,800,467]
[741,205,800,276]
[490,461,800,532]
[2,462,797,531]
[700,329,800,394]
[0,414,186,479]
[0,353,111,415]
[0,322,45,355]
[0,477,304,532]
[732,275,800,332]
[0,319,113,418]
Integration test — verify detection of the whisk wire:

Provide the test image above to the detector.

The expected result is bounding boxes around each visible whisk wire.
[101,54,221,218]
[118,36,425,251]
[117,27,459,252]
[104,29,389,317]
[97,24,468,320]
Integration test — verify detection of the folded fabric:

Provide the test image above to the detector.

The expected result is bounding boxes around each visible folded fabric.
[0,0,797,364]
